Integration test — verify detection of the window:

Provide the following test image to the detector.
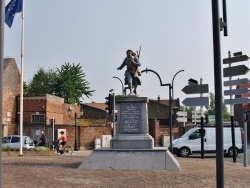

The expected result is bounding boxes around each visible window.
[31,115,45,124]
[2,137,11,144]
[189,129,206,140]
[11,136,20,143]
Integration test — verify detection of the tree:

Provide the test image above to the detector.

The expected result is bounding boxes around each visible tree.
[205,92,230,122]
[54,62,94,104]
[23,81,30,94]
[184,106,195,116]
[28,67,57,95]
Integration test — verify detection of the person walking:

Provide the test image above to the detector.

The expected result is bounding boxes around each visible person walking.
[38,131,46,147]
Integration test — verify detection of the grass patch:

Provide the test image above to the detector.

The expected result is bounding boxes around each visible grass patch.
[2,146,57,156]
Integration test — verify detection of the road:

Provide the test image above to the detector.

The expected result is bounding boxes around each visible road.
[189,143,250,166]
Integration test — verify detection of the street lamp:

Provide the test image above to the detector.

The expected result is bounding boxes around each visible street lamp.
[171,70,184,100]
[67,107,83,151]
[141,68,173,153]
[113,76,125,95]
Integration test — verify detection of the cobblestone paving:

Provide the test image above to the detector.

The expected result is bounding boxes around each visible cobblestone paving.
[1,151,250,188]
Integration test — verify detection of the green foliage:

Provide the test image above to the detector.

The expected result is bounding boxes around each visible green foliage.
[28,67,57,95]
[55,62,94,104]
[184,106,195,115]
[2,145,11,152]
[184,92,230,122]
[205,92,230,121]
[26,63,94,103]
[23,81,30,94]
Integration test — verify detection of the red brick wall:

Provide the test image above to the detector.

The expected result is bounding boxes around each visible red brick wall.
[48,124,112,150]
[149,119,179,146]
[2,58,21,126]
[22,98,46,124]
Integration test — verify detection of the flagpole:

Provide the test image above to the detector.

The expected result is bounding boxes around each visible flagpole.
[0,1,5,186]
[19,0,24,156]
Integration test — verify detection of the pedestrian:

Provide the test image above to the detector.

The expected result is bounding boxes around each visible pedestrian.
[38,131,46,147]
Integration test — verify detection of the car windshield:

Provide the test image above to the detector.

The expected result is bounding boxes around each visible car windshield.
[180,128,197,138]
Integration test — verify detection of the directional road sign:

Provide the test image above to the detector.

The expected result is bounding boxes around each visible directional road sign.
[176,111,187,122]
[182,97,209,106]
[192,114,202,118]
[176,117,187,123]
[192,111,203,114]
[223,55,249,64]
[224,88,250,96]
[224,98,250,105]
[182,84,209,94]
[224,78,249,87]
[176,111,187,116]
[223,65,249,77]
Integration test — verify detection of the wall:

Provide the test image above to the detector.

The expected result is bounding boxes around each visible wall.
[2,58,21,127]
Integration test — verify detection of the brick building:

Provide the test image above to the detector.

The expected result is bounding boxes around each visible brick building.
[234,83,250,141]
[1,58,182,148]
[2,58,21,136]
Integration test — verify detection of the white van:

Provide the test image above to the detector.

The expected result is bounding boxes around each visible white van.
[172,126,244,157]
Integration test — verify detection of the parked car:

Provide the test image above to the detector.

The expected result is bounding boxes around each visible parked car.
[2,135,35,150]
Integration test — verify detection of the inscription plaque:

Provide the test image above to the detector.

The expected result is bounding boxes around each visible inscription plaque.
[119,103,142,134]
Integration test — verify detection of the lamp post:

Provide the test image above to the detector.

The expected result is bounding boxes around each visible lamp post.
[113,76,125,95]
[141,68,173,153]
[74,112,77,151]
[171,70,184,100]
[67,107,83,151]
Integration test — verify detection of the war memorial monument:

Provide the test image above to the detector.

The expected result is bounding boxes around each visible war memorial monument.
[79,96,180,170]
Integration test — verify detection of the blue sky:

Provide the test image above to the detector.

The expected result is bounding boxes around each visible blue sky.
[4,0,250,105]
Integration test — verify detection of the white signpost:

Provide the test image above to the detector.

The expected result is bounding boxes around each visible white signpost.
[176,111,187,123]
[192,111,204,123]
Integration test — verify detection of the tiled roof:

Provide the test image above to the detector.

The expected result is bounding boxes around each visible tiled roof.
[84,98,180,111]
[151,98,180,107]
[84,103,107,111]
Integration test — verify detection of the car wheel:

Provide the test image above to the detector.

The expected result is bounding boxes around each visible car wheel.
[227,147,238,157]
[179,147,190,157]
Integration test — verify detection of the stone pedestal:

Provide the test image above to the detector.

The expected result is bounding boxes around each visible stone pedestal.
[110,96,154,149]
[78,96,180,170]
[78,148,180,170]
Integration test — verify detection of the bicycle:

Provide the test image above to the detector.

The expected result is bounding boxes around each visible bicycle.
[52,140,73,155]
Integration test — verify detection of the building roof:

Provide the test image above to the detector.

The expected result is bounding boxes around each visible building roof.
[84,103,107,111]
[84,97,181,111]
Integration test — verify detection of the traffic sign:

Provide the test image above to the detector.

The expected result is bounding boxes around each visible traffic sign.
[224,88,250,96]
[182,84,209,94]
[192,114,202,118]
[176,117,187,122]
[223,55,249,64]
[176,111,187,123]
[192,111,203,114]
[224,98,250,105]
[182,97,209,106]
[176,111,187,116]
[223,64,249,77]
[224,78,249,87]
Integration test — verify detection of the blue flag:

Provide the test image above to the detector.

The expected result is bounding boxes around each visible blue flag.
[5,0,23,28]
